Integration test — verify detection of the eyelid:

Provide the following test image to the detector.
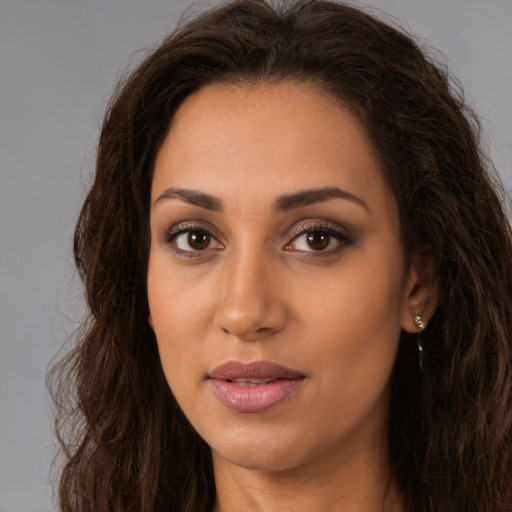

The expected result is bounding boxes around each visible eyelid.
[161,220,224,258]
[285,219,353,253]
[160,218,352,257]
[288,219,350,239]
[163,220,219,241]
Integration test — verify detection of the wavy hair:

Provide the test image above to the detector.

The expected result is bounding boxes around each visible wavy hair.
[49,1,512,510]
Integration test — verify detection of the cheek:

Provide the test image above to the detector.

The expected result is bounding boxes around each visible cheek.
[293,251,405,393]
[299,249,404,328]
[147,253,215,383]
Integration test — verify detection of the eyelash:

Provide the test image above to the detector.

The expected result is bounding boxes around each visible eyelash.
[163,221,223,259]
[286,221,352,256]
[163,220,352,259]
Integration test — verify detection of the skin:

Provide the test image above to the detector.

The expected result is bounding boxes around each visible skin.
[147,81,437,512]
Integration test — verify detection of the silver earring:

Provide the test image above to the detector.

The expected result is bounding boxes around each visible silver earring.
[414,315,425,330]
[414,316,425,370]
[417,337,424,370]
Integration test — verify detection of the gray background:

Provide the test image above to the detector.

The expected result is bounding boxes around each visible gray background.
[1,1,511,510]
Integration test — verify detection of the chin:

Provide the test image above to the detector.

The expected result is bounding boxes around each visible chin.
[215,447,302,473]
[209,428,315,473]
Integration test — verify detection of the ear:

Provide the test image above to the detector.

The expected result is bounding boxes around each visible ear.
[401,259,439,333]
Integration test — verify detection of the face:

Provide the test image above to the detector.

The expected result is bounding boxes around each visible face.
[147,81,426,474]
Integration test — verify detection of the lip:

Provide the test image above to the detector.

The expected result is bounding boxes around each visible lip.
[208,360,305,413]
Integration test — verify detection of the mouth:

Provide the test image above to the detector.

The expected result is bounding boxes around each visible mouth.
[225,377,279,387]
[208,360,305,413]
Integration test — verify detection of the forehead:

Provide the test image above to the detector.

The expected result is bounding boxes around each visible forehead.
[152,81,393,215]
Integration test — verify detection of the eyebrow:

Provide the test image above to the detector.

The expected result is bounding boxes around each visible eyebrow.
[272,186,369,213]
[154,186,368,213]
[154,187,224,211]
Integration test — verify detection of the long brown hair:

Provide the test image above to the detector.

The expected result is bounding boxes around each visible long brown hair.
[49,1,512,510]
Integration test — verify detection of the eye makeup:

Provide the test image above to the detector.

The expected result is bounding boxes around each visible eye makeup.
[160,217,354,261]
[285,219,353,256]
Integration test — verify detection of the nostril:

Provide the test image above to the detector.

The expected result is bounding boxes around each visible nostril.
[256,326,273,334]
[214,293,288,340]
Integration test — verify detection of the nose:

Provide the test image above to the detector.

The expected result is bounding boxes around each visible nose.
[213,249,287,341]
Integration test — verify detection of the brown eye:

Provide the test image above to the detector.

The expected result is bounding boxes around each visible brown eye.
[187,231,211,250]
[286,224,350,254]
[306,231,330,251]
[170,229,218,252]
[167,226,225,257]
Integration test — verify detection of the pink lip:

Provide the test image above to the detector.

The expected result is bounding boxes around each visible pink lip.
[208,360,305,413]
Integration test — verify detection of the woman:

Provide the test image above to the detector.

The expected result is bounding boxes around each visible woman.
[50,0,512,511]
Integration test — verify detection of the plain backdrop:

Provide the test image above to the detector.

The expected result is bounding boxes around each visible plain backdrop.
[1,1,511,510]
